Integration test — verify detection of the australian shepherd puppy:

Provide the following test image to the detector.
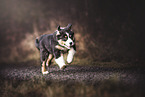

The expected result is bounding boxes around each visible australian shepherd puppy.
[35,24,76,74]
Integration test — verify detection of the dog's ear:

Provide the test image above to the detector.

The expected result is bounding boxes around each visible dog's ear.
[56,26,62,35]
[57,26,61,31]
[67,24,72,30]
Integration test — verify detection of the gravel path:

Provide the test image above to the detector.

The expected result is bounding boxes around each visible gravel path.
[0,64,145,85]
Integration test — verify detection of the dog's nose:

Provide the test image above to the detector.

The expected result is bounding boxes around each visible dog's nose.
[69,42,72,45]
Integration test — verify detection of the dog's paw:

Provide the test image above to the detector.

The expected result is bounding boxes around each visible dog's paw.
[60,65,67,70]
[42,71,49,75]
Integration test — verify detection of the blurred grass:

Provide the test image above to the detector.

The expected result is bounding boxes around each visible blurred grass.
[0,78,144,97]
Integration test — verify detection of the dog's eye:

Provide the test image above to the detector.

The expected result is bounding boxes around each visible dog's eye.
[65,35,67,38]
[62,35,68,41]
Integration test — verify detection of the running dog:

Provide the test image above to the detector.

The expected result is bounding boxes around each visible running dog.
[35,24,76,74]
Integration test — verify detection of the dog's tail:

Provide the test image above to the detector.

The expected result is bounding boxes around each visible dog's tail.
[35,38,40,50]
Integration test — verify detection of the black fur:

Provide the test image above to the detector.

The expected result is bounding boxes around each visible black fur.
[35,25,76,64]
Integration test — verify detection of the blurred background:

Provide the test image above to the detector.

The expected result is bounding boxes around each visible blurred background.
[0,0,145,65]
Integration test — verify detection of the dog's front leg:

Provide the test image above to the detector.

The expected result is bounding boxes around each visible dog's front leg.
[55,53,66,69]
[67,47,76,64]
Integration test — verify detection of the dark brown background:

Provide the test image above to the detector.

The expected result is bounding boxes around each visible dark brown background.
[0,0,145,65]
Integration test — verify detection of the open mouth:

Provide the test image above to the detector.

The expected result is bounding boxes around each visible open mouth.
[58,42,70,49]
[64,42,75,49]
[63,44,71,49]
[58,40,74,50]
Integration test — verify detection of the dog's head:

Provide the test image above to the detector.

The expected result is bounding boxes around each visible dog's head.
[55,24,75,49]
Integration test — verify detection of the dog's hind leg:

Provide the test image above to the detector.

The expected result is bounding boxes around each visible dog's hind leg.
[40,50,49,75]
[41,61,49,75]
[46,54,53,72]
[46,54,53,66]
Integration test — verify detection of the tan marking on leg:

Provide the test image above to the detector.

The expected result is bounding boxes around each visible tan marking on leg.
[46,54,53,66]
[41,61,49,74]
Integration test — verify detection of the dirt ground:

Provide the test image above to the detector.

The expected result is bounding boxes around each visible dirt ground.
[0,63,145,85]
[0,62,145,97]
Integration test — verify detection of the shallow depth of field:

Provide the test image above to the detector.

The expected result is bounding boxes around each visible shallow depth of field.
[0,78,144,97]
[0,0,145,97]
[0,0,144,64]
